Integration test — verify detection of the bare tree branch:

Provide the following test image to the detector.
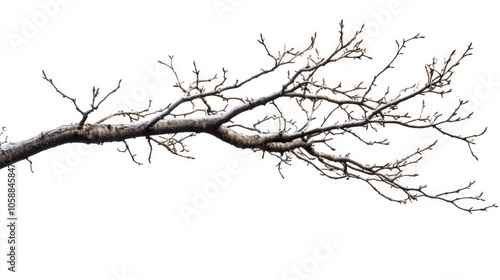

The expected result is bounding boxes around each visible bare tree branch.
[0,22,495,212]
[41,70,122,127]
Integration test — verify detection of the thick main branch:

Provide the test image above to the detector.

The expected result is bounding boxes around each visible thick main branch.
[0,118,217,169]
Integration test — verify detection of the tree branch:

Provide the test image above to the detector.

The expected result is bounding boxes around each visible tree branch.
[1,22,495,212]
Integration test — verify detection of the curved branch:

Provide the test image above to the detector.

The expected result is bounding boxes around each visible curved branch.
[0,23,495,212]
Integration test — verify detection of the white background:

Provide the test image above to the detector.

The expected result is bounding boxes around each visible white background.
[1,1,499,279]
